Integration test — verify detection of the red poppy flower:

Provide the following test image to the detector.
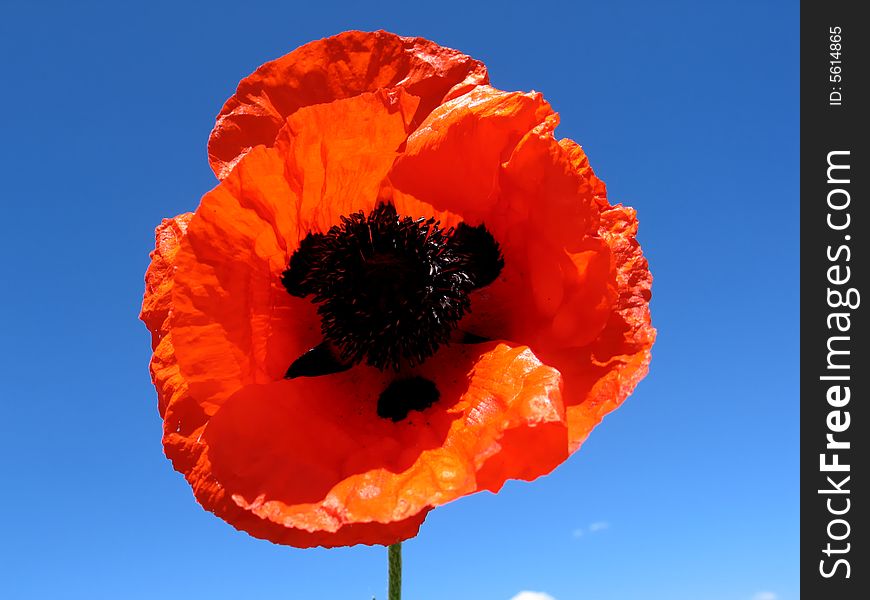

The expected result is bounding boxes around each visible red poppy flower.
[141,30,655,548]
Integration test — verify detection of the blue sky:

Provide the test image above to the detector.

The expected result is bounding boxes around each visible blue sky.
[0,1,798,599]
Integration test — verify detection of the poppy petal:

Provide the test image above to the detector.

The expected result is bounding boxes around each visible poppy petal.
[192,341,565,546]
[209,30,488,179]
[164,400,430,548]
[445,123,614,350]
[542,205,655,450]
[141,214,193,342]
[140,214,193,419]
[557,138,608,209]
[388,85,554,220]
[499,120,603,246]
[272,87,420,234]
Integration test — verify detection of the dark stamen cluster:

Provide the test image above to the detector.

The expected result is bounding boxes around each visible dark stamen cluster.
[281,203,502,371]
[377,377,440,421]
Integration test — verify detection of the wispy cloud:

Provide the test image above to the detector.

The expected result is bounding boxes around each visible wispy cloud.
[752,593,778,600]
[510,592,556,600]
[572,520,610,537]
[588,521,610,532]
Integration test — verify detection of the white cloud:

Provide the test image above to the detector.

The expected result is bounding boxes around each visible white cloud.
[588,521,610,532]
[510,592,556,600]
[573,521,610,537]
[752,593,777,600]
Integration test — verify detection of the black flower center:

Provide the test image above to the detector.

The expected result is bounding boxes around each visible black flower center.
[281,203,503,374]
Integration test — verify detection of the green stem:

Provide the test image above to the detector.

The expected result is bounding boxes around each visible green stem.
[388,542,402,600]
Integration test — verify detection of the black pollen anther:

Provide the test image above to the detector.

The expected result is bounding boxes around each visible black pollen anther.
[460,331,492,344]
[285,341,352,379]
[378,377,440,421]
[281,204,504,372]
[280,233,326,297]
[447,222,505,289]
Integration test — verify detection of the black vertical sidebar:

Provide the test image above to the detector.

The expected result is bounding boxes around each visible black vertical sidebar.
[801,1,867,597]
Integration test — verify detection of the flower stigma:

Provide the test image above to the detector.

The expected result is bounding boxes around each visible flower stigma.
[281,203,504,412]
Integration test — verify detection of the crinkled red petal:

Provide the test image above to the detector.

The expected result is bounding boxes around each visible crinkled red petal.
[208,30,488,179]
[388,85,654,451]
